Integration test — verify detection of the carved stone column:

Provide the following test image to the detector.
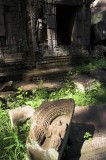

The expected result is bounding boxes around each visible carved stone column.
[46,3,57,53]
[30,0,38,52]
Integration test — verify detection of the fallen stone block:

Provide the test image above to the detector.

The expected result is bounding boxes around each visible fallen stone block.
[90,68,106,82]
[71,75,95,92]
[26,99,75,160]
[9,105,35,127]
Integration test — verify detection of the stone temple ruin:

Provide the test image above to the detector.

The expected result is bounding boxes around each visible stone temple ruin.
[0,0,93,81]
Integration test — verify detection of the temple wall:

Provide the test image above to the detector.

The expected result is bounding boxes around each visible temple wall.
[0,0,93,57]
[0,0,93,82]
[0,0,27,56]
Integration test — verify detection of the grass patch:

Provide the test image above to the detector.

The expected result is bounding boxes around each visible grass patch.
[0,108,30,160]
[71,58,106,74]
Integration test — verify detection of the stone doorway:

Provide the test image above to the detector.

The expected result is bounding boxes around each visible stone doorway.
[56,5,76,45]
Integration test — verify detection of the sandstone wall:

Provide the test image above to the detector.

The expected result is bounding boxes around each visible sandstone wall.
[0,0,27,56]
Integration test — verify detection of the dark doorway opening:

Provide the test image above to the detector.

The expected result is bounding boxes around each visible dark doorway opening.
[56,5,76,45]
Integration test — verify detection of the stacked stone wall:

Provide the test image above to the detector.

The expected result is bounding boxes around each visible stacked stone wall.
[0,0,27,56]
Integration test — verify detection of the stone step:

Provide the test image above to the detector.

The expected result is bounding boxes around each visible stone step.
[0,53,89,82]
[36,55,71,68]
[37,53,89,69]
[0,60,34,73]
[23,66,72,82]
[0,66,72,82]
[0,70,25,82]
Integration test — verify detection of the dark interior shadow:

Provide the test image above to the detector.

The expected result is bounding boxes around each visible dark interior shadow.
[62,123,95,160]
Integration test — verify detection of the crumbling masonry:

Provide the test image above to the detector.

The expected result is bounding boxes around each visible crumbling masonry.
[0,0,93,81]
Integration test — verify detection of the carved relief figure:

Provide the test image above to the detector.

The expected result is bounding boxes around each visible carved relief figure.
[35,18,46,45]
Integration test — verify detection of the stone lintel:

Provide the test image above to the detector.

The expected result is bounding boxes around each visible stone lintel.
[46,0,93,5]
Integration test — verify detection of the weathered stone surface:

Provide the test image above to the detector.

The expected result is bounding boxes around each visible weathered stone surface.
[9,106,35,127]
[90,68,106,82]
[71,75,95,92]
[66,104,106,160]
[0,81,13,92]
[81,137,106,154]
[91,45,106,58]
[91,0,106,13]
[73,104,106,134]
[26,142,58,160]
[53,0,92,5]
[91,21,106,42]
[0,0,27,55]
[0,0,92,81]
[91,11,106,24]
[0,91,16,99]
[91,0,106,44]
[26,99,75,160]
[80,147,106,160]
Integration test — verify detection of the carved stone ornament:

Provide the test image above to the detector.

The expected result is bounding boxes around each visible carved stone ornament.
[26,99,75,160]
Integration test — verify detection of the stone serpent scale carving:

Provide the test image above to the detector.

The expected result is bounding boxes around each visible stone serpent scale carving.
[27,99,75,146]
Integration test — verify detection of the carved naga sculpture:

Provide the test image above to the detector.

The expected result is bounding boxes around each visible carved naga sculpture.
[26,99,75,160]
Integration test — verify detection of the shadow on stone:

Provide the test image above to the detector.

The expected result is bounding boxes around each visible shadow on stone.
[62,123,95,160]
